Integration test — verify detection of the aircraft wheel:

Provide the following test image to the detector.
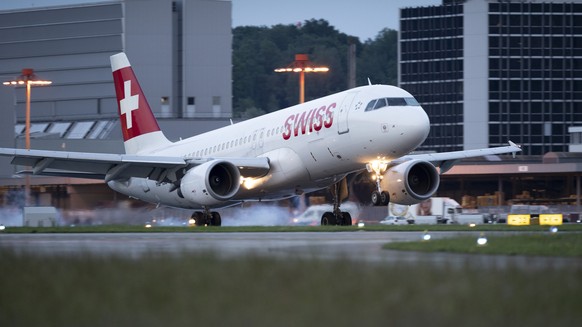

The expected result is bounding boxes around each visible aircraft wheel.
[321,212,337,226]
[210,212,222,226]
[380,191,390,206]
[193,212,206,226]
[342,212,352,226]
[371,191,381,206]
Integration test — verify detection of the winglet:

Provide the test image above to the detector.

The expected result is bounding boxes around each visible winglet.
[508,140,521,158]
[111,53,171,154]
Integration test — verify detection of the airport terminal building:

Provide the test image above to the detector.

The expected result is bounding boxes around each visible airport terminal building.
[399,0,582,155]
[0,0,232,165]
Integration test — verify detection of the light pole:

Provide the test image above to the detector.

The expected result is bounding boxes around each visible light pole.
[274,54,329,104]
[3,68,52,205]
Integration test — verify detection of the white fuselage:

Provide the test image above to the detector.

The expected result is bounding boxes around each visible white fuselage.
[108,85,430,209]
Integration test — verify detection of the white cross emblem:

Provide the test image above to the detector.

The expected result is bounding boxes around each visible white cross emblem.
[120,80,139,129]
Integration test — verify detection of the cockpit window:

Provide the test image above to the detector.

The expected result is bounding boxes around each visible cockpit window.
[405,97,420,106]
[374,98,387,110]
[387,98,407,106]
[365,99,377,111]
[364,97,420,112]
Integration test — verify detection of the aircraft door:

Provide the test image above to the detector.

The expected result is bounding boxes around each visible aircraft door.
[337,92,358,134]
[252,128,265,155]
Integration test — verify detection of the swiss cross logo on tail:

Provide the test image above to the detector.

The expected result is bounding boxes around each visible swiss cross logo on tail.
[111,52,163,142]
[120,80,139,129]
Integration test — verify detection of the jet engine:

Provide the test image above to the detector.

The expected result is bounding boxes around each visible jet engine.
[180,160,241,206]
[381,160,440,205]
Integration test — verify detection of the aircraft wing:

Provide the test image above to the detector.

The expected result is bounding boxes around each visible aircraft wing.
[0,148,270,183]
[394,141,522,173]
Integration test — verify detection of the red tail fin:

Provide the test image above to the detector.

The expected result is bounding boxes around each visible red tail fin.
[110,53,170,154]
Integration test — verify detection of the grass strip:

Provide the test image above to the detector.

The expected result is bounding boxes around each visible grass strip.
[384,233,582,257]
[0,249,581,327]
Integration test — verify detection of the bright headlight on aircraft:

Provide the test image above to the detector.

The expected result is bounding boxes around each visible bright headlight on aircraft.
[0,225,5,231]
[145,223,152,228]
[549,226,558,233]
[357,221,365,228]
[188,218,196,226]
[242,177,261,190]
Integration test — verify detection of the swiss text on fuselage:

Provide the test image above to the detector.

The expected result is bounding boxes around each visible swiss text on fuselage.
[282,103,336,140]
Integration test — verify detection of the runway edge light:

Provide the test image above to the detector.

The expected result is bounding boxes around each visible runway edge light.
[422,230,431,241]
[477,233,488,246]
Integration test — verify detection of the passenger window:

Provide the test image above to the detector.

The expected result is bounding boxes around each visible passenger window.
[365,100,377,111]
[387,98,407,106]
[374,98,387,110]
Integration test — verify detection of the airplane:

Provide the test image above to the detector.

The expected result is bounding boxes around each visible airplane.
[0,53,521,226]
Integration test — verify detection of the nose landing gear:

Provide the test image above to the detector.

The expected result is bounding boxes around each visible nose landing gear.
[367,160,390,206]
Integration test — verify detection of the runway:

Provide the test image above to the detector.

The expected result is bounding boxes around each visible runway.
[1,231,580,269]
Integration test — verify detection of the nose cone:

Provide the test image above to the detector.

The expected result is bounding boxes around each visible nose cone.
[411,105,430,147]
[390,105,429,154]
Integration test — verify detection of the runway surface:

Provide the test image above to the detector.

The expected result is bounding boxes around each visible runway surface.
[1,231,580,269]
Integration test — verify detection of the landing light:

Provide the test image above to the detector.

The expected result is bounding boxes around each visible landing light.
[145,223,152,228]
[549,226,558,233]
[241,177,262,190]
[367,160,388,175]
[357,221,365,228]
[469,223,476,228]
[188,218,196,226]
[0,225,5,231]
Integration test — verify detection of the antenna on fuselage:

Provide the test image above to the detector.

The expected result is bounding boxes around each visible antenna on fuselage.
[367,78,372,85]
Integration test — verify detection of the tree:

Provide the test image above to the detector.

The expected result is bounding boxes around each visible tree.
[232,20,398,117]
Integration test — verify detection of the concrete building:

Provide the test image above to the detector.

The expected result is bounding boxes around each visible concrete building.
[0,0,232,177]
[399,0,582,155]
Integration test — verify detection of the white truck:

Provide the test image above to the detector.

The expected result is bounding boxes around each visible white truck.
[388,197,491,225]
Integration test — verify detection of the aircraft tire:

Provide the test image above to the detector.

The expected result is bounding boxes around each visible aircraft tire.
[321,212,337,226]
[380,191,389,206]
[210,212,222,226]
[193,212,206,226]
[342,212,352,226]
[371,191,381,206]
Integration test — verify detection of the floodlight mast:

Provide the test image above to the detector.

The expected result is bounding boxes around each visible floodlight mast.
[274,54,329,104]
[3,68,52,205]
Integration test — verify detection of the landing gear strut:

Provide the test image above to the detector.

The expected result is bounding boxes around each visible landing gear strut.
[367,161,390,206]
[320,179,352,226]
[191,207,222,226]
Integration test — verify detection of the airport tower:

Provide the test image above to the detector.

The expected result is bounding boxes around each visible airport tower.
[399,0,582,155]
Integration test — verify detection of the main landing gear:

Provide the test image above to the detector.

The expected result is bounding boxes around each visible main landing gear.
[320,179,352,226]
[191,207,222,226]
[367,160,390,206]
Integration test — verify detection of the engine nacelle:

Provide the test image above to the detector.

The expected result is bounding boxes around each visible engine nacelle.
[381,160,440,205]
[180,160,241,206]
